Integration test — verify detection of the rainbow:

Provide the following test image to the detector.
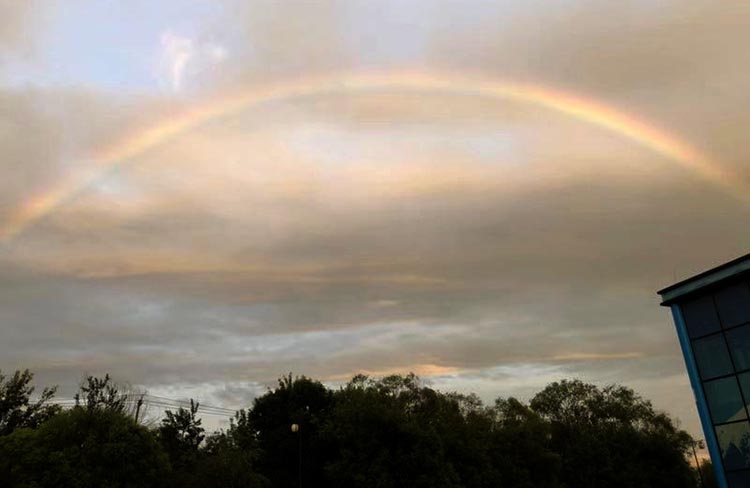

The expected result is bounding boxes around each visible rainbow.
[1,71,742,242]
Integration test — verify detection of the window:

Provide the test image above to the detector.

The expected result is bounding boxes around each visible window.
[705,377,747,424]
[728,470,750,488]
[682,295,721,338]
[717,421,750,471]
[729,325,750,372]
[737,373,750,410]
[716,282,750,329]
[694,334,735,380]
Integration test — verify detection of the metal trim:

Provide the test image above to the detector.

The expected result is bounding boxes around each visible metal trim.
[660,258,750,306]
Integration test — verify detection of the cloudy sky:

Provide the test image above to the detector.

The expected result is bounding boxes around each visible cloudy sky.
[1,0,750,433]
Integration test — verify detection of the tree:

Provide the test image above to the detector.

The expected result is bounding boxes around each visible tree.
[227,408,261,451]
[0,406,170,487]
[189,431,270,488]
[696,459,719,488]
[158,399,271,488]
[158,398,205,486]
[322,374,560,488]
[529,379,696,488]
[75,374,128,413]
[488,397,561,488]
[0,369,60,436]
[247,374,334,488]
[160,399,205,453]
[0,369,704,488]
[323,374,463,488]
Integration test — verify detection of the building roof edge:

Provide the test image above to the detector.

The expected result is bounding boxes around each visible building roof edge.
[658,253,750,306]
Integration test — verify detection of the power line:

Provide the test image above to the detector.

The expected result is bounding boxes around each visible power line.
[45,393,239,418]
[144,402,234,417]
[143,394,237,414]
[143,399,236,417]
[148,395,238,415]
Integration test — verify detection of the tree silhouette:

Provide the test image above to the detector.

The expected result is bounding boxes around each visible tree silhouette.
[0,369,60,436]
[530,379,695,488]
[75,374,128,413]
[0,406,170,487]
[0,370,702,488]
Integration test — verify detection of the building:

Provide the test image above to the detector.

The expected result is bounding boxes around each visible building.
[659,254,750,488]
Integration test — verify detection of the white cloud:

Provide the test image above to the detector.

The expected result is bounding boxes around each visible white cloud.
[156,31,193,92]
[154,30,227,93]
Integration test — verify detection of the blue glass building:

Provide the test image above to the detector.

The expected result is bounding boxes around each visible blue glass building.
[659,254,750,488]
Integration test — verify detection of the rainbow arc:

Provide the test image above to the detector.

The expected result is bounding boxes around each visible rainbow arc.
[1,71,741,242]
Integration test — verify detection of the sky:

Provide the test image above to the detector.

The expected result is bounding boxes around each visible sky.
[1,0,750,434]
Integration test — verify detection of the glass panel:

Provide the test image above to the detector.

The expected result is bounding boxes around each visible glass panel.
[682,295,721,338]
[717,421,750,471]
[716,282,750,329]
[728,470,750,488]
[705,377,747,423]
[737,373,750,410]
[729,326,750,372]
[693,334,734,380]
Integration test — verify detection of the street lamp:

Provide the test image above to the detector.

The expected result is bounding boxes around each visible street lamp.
[692,439,706,488]
[291,424,302,488]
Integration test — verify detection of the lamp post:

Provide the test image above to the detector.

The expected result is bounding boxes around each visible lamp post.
[291,423,302,488]
[692,439,706,488]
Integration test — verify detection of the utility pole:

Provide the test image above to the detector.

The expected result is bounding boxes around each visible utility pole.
[134,394,144,423]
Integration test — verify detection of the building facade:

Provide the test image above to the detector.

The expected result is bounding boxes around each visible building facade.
[659,254,750,488]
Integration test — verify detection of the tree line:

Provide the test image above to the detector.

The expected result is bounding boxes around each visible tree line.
[0,369,714,487]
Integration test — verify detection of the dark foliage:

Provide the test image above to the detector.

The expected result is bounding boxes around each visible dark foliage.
[245,373,334,488]
[0,369,60,436]
[322,374,461,488]
[490,397,561,488]
[0,369,700,488]
[0,407,170,487]
[696,459,719,488]
[188,431,270,488]
[159,399,205,464]
[75,374,128,413]
[159,400,270,488]
[529,379,696,488]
